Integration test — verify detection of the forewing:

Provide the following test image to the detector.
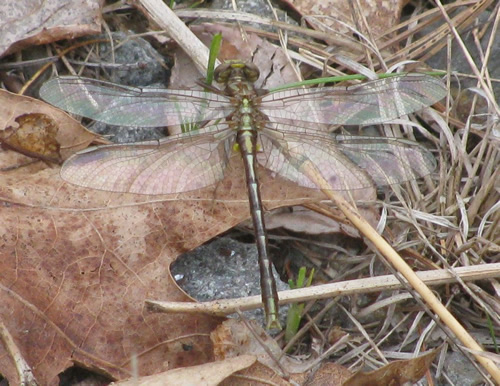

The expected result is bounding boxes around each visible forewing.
[260,74,447,125]
[40,76,232,127]
[257,124,436,191]
[61,126,235,194]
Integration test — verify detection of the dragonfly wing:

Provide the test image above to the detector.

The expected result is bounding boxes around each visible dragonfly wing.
[258,124,436,190]
[40,77,233,127]
[260,74,446,125]
[61,126,235,194]
[334,134,436,186]
[258,127,374,191]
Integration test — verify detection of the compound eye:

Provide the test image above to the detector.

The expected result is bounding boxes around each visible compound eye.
[244,63,260,82]
[214,63,231,82]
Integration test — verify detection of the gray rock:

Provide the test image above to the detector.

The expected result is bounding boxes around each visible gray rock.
[442,351,484,386]
[171,236,289,328]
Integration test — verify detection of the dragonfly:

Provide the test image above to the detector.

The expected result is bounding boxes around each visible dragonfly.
[39,60,447,329]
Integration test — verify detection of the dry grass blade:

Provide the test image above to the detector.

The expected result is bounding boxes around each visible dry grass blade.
[380,0,495,67]
[299,160,500,382]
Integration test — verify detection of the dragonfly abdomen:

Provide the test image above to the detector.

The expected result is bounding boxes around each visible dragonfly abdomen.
[236,124,280,329]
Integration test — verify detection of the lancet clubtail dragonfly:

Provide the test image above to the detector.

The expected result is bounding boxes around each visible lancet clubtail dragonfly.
[40,61,446,329]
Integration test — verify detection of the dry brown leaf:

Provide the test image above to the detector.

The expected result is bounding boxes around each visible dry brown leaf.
[306,362,353,386]
[0,113,62,163]
[0,89,98,168]
[282,0,403,39]
[0,23,379,384]
[220,361,291,386]
[113,355,256,386]
[211,320,355,385]
[342,347,440,385]
[0,0,102,57]
[264,205,377,238]
[173,24,298,90]
[212,319,282,365]
[0,141,326,384]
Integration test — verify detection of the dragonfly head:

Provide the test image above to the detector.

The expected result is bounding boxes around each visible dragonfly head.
[214,60,260,84]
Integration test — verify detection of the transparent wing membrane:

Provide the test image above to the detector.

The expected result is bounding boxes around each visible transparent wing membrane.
[258,125,436,191]
[61,126,235,194]
[41,71,446,194]
[334,134,437,187]
[40,70,445,194]
[261,74,447,125]
[40,77,233,127]
[258,128,373,191]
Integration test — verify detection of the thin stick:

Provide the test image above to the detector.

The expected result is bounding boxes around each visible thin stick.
[134,0,213,74]
[147,262,500,313]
